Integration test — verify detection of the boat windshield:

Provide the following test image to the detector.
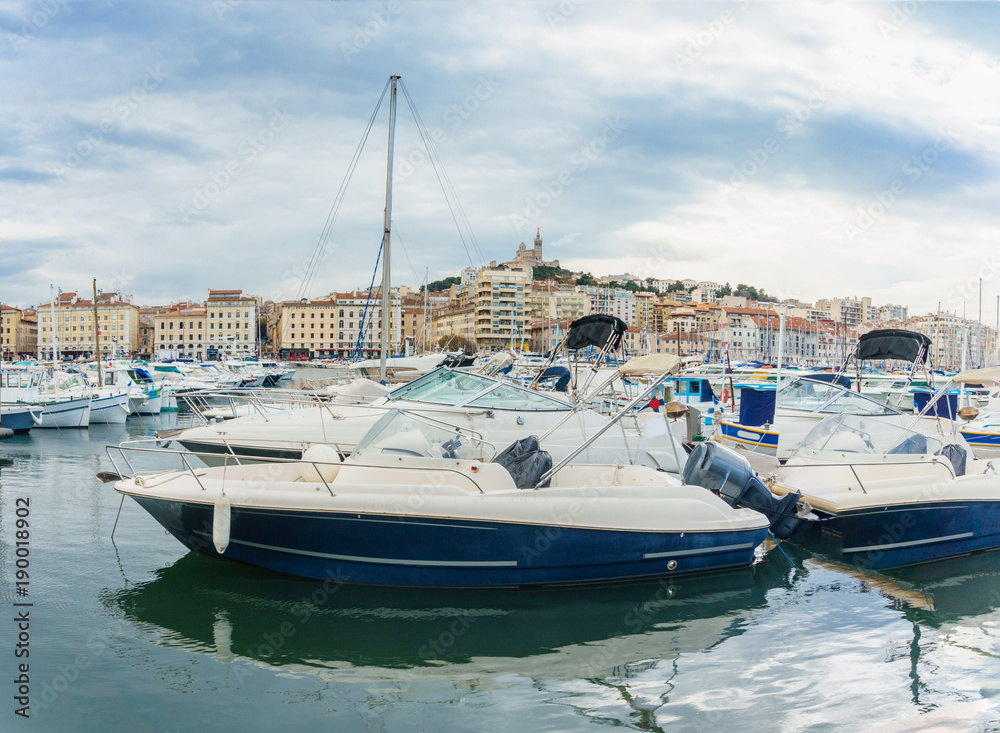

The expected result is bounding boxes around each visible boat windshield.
[777,378,897,416]
[2,370,43,388]
[352,409,495,462]
[387,368,570,410]
[791,414,946,458]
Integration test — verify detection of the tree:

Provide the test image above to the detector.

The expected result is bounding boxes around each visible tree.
[437,334,475,353]
[423,276,461,293]
[575,272,598,286]
[733,283,778,303]
[533,264,577,283]
[718,282,732,297]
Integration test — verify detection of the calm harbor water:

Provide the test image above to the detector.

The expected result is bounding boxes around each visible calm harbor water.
[2,371,1000,731]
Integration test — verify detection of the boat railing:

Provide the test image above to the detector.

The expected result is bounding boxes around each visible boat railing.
[177,388,342,425]
[106,437,491,495]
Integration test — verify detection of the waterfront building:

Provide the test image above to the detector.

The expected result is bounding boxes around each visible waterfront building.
[36,291,139,360]
[206,289,261,358]
[1,305,37,360]
[274,290,401,360]
[154,304,208,360]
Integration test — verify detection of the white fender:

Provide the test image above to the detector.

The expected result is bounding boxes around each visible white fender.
[213,493,231,554]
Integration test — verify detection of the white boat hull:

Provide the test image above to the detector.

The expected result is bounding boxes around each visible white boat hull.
[32,396,91,428]
[89,391,131,424]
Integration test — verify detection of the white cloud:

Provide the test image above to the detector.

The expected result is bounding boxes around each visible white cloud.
[1,0,998,319]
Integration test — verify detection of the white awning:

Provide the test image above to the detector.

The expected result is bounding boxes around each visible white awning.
[618,354,681,377]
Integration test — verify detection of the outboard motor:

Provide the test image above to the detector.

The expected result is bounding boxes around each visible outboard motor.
[682,442,816,540]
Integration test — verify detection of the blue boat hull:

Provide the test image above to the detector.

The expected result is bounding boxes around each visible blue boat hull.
[717,421,779,451]
[806,501,1000,569]
[0,407,34,433]
[132,497,768,587]
[959,429,1000,448]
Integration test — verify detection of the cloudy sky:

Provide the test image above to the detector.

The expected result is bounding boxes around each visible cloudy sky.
[2,1,999,318]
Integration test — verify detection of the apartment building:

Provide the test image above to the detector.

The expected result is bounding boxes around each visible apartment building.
[36,291,139,360]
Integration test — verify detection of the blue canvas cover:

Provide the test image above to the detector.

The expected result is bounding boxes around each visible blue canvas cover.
[698,379,717,403]
[739,388,776,427]
[539,366,571,393]
[806,373,852,389]
[913,391,958,419]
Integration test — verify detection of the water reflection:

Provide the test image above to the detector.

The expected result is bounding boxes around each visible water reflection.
[105,553,798,681]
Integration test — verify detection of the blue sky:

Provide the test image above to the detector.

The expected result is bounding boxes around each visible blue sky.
[2,1,1000,319]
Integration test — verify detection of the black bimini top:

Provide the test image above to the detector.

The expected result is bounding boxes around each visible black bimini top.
[565,314,627,351]
[856,329,932,364]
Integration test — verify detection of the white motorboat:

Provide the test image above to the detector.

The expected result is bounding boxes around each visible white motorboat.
[763,413,1000,569]
[1,368,91,428]
[111,407,774,586]
[170,361,693,474]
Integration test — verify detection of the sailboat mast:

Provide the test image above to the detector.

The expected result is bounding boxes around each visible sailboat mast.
[380,75,400,384]
[92,278,103,387]
[49,284,58,367]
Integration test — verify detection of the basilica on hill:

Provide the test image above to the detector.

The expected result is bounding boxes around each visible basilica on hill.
[503,229,560,271]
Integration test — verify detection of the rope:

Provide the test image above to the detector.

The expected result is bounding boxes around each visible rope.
[296,79,391,302]
[769,530,794,564]
[398,80,485,267]
[353,237,384,362]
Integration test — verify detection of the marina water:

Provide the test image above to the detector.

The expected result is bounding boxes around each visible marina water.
[2,371,999,731]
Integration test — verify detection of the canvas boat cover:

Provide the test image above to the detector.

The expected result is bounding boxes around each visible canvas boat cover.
[565,314,627,351]
[738,388,776,427]
[913,391,958,419]
[950,366,1000,384]
[492,436,552,489]
[856,329,932,364]
[618,353,681,377]
[804,372,852,389]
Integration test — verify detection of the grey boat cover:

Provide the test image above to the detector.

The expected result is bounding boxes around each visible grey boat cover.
[492,436,552,489]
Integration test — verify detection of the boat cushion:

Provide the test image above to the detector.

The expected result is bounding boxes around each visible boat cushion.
[492,436,552,489]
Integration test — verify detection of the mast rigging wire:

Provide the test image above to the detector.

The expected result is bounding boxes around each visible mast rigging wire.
[296,79,391,301]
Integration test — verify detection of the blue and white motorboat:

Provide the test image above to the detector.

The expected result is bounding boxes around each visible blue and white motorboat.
[768,413,1000,569]
[1,368,91,428]
[111,409,775,586]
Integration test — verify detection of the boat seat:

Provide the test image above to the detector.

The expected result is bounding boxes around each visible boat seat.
[492,436,552,489]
